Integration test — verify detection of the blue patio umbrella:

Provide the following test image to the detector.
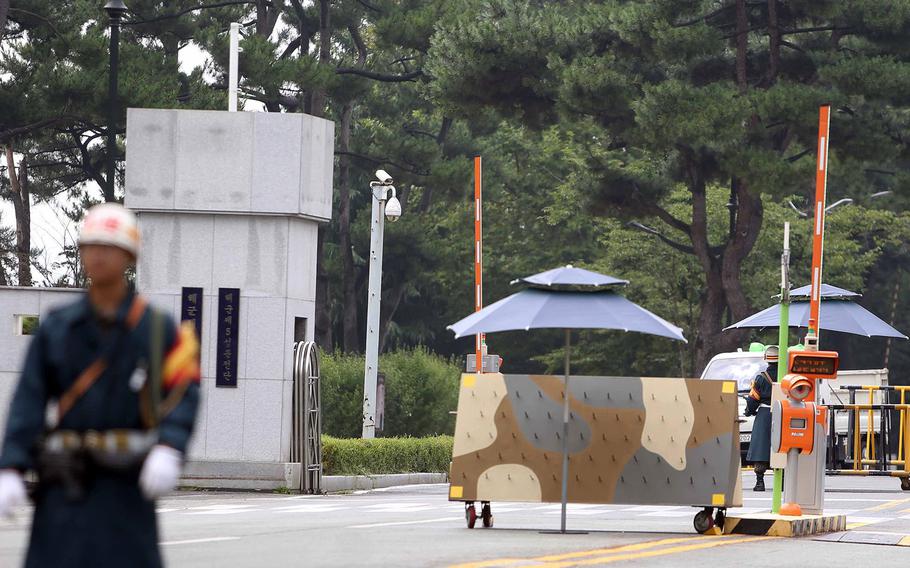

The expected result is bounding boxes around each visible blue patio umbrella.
[726,285,906,339]
[510,264,630,288]
[449,288,685,340]
[788,283,860,299]
[448,266,686,533]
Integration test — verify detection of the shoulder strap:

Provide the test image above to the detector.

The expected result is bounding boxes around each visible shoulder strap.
[140,308,165,429]
[56,296,148,422]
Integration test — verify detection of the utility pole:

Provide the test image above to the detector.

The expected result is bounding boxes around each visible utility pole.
[104,1,128,203]
[362,171,401,438]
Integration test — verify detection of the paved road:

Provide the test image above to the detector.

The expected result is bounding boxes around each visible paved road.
[1,472,908,566]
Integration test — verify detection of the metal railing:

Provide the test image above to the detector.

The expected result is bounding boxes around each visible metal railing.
[292,341,322,494]
[825,385,910,490]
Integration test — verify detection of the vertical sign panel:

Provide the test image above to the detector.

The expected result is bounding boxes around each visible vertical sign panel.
[217,288,240,388]
[181,287,204,342]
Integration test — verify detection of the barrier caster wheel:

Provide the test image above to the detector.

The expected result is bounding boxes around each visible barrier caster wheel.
[901,478,910,491]
[714,509,725,531]
[465,503,477,529]
[481,503,493,528]
[693,508,714,534]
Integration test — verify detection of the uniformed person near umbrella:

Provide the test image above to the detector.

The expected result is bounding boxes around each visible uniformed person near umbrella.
[0,203,200,567]
[744,345,778,492]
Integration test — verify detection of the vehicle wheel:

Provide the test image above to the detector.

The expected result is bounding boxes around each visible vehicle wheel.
[481,503,493,528]
[465,504,477,529]
[901,478,910,492]
[714,509,726,531]
[693,509,714,534]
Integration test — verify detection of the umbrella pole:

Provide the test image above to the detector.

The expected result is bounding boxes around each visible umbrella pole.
[560,329,570,534]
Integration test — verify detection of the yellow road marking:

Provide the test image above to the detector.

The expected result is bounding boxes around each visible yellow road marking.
[863,497,910,512]
[449,537,699,568]
[450,535,768,568]
[898,536,910,547]
[847,522,871,530]
[544,536,769,567]
[449,559,525,568]
[533,537,703,562]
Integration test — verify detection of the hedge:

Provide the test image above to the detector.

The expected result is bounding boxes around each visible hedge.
[322,435,453,476]
[320,348,461,438]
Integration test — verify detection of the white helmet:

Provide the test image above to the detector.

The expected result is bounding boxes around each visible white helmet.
[764,345,780,363]
[78,203,140,257]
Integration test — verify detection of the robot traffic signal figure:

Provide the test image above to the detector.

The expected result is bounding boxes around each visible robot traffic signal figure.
[771,350,838,516]
[0,203,200,567]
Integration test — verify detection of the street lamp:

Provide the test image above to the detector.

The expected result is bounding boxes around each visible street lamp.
[362,170,401,438]
[104,0,128,203]
[788,197,853,217]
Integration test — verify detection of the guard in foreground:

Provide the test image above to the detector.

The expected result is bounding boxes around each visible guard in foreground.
[0,203,200,567]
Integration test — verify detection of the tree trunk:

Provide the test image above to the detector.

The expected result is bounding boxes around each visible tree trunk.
[767,0,781,84]
[735,0,748,92]
[310,0,332,350]
[687,174,722,371]
[338,102,359,352]
[0,0,9,36]
[694,263,728,372]
[314,226,333,350]
[162,35,181,106]
[256,0,280,38]
[379,280,407,353]
[721,177,762,324]
[4,146,31,286]
[309,0,331,115]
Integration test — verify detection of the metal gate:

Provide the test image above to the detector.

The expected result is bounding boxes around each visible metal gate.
[292,341,322,493]
[826,385,910,491]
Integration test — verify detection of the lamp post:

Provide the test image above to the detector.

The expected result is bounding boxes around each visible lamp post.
[362,170,402,438]
[104,0,127,203]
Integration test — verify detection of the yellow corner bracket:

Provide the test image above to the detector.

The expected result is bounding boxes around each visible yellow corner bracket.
[450,485,464,499]
[463,375,476,388]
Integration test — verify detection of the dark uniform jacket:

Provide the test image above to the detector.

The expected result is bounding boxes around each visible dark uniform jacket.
[0,292,200,568]
[745,363,776,464]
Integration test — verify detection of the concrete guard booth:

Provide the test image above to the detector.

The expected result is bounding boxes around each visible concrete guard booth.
[124,108,333,488]
[449,374,743,528]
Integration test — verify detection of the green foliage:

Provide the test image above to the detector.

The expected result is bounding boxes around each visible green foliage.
[320,348,460,438]
[320,351,366,439]
[426,0,910,370]
[20,316,39,336]
[322,435,453,475]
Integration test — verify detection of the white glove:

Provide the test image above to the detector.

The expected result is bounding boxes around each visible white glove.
[0,469,27,518]
[139,445,183,500]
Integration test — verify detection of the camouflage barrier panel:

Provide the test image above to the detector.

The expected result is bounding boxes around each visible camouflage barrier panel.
[449,374,743,508]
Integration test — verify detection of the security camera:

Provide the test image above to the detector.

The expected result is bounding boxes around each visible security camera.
[385,196,402,222]
[375,169,393,185]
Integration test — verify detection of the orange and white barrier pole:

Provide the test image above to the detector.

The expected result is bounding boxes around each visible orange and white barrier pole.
[778,105,834,516]
[474,156,485,373]
[806,105,831,353]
